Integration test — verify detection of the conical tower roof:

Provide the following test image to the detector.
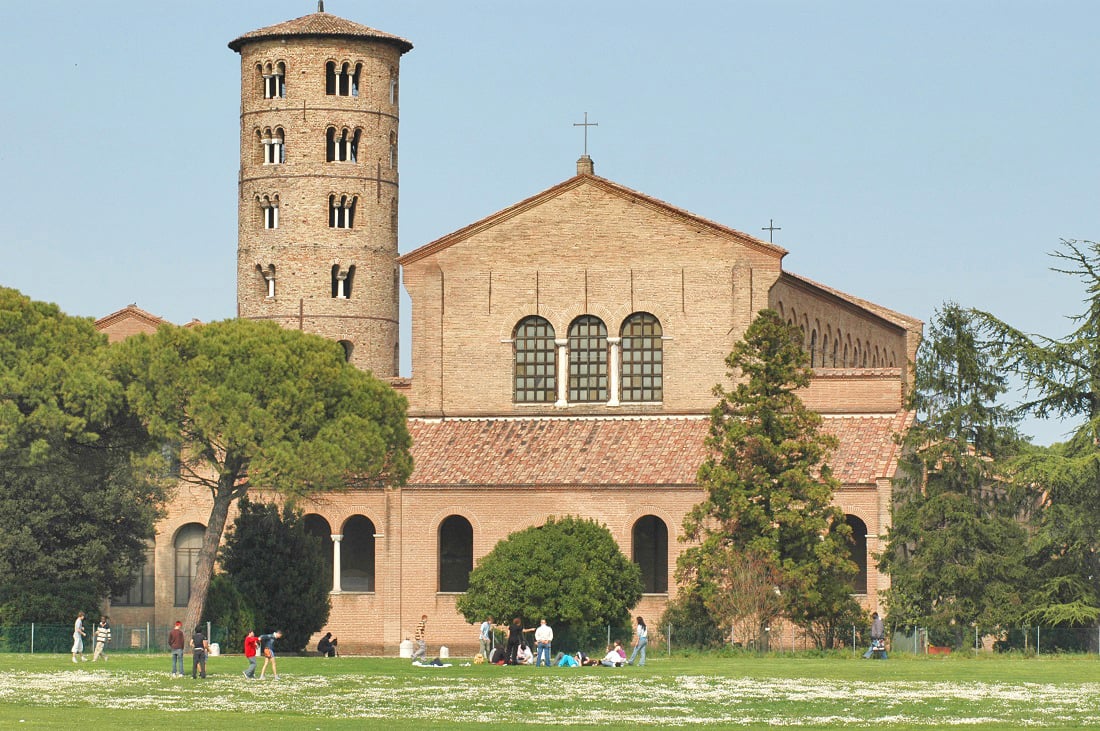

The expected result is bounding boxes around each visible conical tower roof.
[228,11,412,53]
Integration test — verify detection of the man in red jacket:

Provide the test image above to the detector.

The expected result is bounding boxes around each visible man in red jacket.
[167,621,185,677]
[243,630,259,679]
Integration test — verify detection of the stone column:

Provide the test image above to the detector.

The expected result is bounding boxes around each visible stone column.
[555,338,569,407]
[607,337,621,406]
[330,534,343,593]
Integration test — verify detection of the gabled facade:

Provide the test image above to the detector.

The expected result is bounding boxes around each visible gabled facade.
[98,8,921,655]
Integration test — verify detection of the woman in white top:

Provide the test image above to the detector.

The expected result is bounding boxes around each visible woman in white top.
[627,616,648,666]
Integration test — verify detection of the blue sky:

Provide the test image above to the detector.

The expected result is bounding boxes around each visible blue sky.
[1,1,1097,444]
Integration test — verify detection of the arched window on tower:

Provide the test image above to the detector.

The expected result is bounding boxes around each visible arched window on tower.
[262,128,285,165]
[620,313,663,402]
[438,515,473,592]
[331,264,355,299]
[326,61,361,96]
[513,316,556,403]
[256,193,279,230]
[632,515,668,593]
[262,61,286,99]
[326,127,360,163]
[389,130,397,169]
[389,67,398,104]
[329,194,356,229]
[568,315,608,402]
[339,340,354,362]
[845,515,869,594]
[341,515,376,592]
[256,264,276,299]
[174,523,205,607]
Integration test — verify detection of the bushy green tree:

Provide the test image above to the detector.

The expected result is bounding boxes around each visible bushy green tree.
[216,498,330,652]
[456,516,643,651]
[0,287,164,623]
[200,574,256,654]
[110,318,412,633]
[881,303,1028,647]
[974,240,1100,628]
[678,308,859,649]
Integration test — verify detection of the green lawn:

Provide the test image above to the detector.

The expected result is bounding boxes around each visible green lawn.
[0,652,1096,729]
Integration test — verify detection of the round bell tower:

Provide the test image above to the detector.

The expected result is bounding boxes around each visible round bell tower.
[229,7,412,376]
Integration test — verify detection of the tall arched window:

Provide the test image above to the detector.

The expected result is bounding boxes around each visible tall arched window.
[513,316,556,403]
[568,315,608,402]
[341,515,376,592]
[174,523,205,607]
[845,515,869,594]
[302,514,334,589]
[113,541,155,606]
[632,515,668,593]
[438,515,473,592]
[620,313,663,402]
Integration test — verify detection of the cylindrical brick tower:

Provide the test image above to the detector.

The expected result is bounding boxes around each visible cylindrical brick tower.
[229,9,412,376]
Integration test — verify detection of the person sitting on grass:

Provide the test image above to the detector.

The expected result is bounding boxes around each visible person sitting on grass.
[600,646,625,667]
[317,632,338,658]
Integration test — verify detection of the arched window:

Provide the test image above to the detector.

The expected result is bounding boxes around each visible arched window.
[302,514,334,588]
[341,515,376,592]
[568,315,608,402]
[809,329,818,367]
[389,130,397,169]
[331,264,355,298]
[620,313,662,402]
[261,61,286,99]
[632,515,668,593]
[326,61,361,96]
[513,316,556,403]
[329,194,356,229]
[339,340,353,362]
[845,515,868,594]
[438,515,473,592]
[389,67,398,104]
[261,128,285,165]
[326,127,360,162]
[113,541,155,606]
[174,523,205,607]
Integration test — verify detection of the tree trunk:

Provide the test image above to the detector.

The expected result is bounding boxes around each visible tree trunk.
[184,485,234,633]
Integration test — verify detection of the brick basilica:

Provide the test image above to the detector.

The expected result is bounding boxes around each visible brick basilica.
[94,7,920,654]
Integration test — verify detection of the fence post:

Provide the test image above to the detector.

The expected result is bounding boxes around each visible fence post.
[667,623,671,656]
[147,622,152,653]
[1037,626,1040,656]
[30,623,34,654]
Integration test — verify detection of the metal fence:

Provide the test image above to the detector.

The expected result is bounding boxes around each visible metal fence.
[0,624,229,655]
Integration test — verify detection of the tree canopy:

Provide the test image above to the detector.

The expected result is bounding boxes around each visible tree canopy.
[110,318,411,631]
[974,240,1100,628]
[0,287,164,623]
[455,516,643,650]
[678,308,859,649]
[880,303,1028,646]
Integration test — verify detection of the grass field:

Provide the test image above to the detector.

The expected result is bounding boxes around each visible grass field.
[0,651,1096,729]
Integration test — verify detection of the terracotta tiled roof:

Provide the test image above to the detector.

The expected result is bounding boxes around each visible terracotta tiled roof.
[94,304,168,330]
[398,174,786,267]
[405,413,911,488]
[228,12,413,53]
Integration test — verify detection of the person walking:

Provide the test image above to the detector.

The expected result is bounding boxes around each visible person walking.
[534,619,553,667]
[412,615,428,661]
[190,626,210,679]
[243,630,259,678]
[627,616,648,666]
[863,612,888,659]
[167,621,186,677]
[71,612,87,663]
[478,616,494,660]
[91,616,111,662]
[258,630,282,680]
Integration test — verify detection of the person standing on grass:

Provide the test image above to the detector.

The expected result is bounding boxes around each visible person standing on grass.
[478,616,494,661]
[167,621,186,677]
[71,612,86,663]
[627,616,647,666]
[191,626,209,679]
[534,619,553,667]
[258,630,282,680]
[91,616,111,662]
[243,630,259,679]
[412,615,428,661]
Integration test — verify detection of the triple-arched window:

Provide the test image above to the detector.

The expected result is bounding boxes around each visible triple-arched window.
[513,312,663,404]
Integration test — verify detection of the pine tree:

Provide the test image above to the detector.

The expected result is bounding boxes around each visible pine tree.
[881,303,1028,647]
[678,309,859,649]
